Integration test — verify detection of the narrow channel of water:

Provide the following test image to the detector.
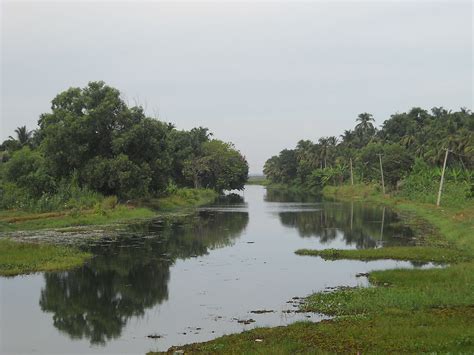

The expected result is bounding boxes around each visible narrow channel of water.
[1,185,426,354]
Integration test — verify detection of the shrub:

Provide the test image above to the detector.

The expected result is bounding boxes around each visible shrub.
[101,196,118,210]
[400,159,472,207]
[1,147,55,197]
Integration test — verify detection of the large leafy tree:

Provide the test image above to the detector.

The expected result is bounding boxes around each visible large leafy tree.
[0,81,249,202]
[169,127,212,185]
[183,140,248,191]
[38,81,142,179]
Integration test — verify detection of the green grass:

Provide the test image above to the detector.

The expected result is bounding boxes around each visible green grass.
[295,246,469,263]
[304,262,474,316]
[0,188,218,232]
[265,182,314,193]
[152,183,474,354]
[155,308,474,354]
[246,176,270,186]
[0,188,218,278]
[0,205,155,232]
[141,188,218,210]
[0,239,91,276]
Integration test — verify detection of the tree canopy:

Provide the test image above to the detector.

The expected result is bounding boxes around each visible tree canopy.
[0,81,248,201]
[264,107,473,189]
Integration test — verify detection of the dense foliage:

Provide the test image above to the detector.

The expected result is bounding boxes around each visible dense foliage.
[0,81,248,209]
[264,109,473,201]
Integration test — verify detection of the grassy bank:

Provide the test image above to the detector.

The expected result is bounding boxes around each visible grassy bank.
[265,182,317,193]
[0,188,218,277]
[0,239,91,276]
[245,176,270,186]
[0,188,218,232]
[322,184,474,255]
[158,307,473,354]
[153,184,474,354]
[141,188,218,210]
[295,246,468,263]
[0,206,156,232]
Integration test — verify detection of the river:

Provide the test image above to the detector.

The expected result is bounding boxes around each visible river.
[1,185,425,354]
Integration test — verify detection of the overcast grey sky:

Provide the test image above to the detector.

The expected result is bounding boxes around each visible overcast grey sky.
[1,1,472,173]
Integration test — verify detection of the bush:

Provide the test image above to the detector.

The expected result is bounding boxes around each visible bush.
[1,147,55,197]
[81,155,152,199]
[400,159,472,207]
[101,196,118,210]
[0,183,30,210]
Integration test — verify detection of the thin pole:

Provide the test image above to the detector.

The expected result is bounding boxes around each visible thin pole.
[380,206,385,243]
[350,158,354,186]
[378,154,385,194]
[437,149,449,207]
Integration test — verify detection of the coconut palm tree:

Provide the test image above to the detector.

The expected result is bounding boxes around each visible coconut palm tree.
[9,126,33,146]
[318,137,333,169]
[355,113,375,133]
[354,113,376,147]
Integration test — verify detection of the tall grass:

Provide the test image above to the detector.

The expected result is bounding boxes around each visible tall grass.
[0,179,103,213]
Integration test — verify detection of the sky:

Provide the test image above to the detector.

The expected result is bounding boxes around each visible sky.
[1,1,472,174]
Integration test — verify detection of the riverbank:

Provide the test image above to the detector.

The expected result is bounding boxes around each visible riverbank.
[0,188,218,276]
[156,184,474,353]
[245,176,270,186]
[0,239,91,276]
[0,188,218,232]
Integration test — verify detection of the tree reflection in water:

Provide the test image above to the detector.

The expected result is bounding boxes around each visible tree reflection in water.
[265,189,414,248]
[39,209,248,345]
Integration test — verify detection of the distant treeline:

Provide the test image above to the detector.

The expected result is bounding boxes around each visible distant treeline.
[0,81,248,206]
[264,108,473,202]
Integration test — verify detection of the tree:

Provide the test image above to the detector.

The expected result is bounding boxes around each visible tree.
[276,149,298,183]
[9,125,34,147]
[263,156,282,182]
[355,113,375,132]
[357,143,414,187]
[111,117,174,193]
[38,81,141,179]
[318,137,330,169]
[184,140,248,191]
[81,155,152,199]
[169,127,212,186]
[295,140,319,183]
[354,113,376,147]
[1,147,55,197]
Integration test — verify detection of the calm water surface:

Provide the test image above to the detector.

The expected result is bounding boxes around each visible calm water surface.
[1,185,422,354]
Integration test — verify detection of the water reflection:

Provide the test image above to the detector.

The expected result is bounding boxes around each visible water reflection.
[265,189,413,248]
[264,188,322,203]
[214,193,247,205]
[2,186,422,353]
[39,210,249,345]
